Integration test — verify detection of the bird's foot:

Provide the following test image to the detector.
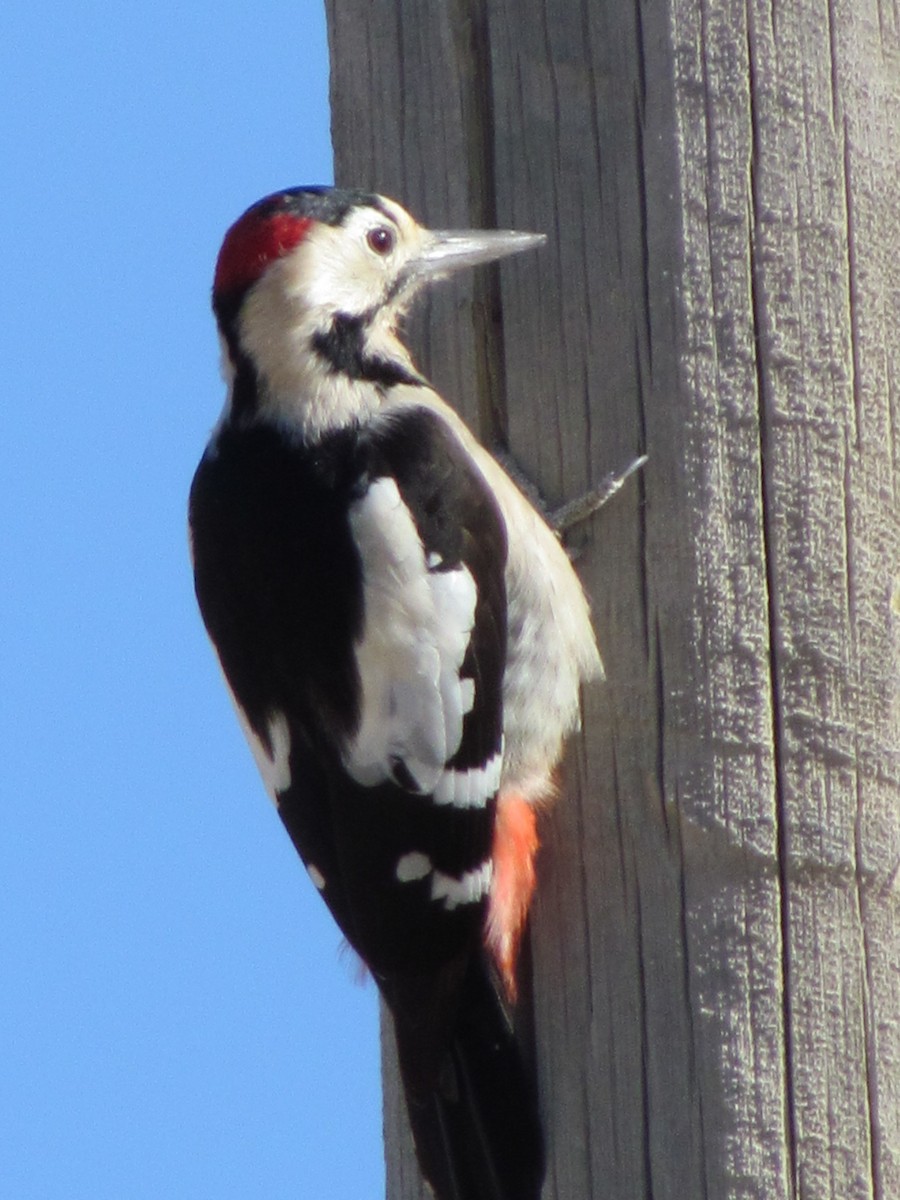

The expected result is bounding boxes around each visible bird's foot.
[495,450,647,538]
[548,455,647,534]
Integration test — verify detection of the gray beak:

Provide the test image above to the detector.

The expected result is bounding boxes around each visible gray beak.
[412,228,546,280]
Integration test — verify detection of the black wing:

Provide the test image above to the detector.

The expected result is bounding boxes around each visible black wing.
[189,406,507,975]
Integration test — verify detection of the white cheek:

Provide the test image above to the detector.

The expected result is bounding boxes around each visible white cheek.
[299,224,388,314]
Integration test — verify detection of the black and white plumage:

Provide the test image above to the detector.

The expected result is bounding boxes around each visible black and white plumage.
[189,187,602,1200]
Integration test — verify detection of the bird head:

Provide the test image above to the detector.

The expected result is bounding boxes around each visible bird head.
[212,187,545,434]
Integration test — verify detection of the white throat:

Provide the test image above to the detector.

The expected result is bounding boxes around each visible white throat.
[230,274,418,441]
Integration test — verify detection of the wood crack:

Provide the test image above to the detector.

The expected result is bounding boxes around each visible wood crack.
[450,0,507,449]
[744,1,799,1193]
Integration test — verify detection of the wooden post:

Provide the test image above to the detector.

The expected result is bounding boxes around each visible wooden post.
[325,1,900,1196]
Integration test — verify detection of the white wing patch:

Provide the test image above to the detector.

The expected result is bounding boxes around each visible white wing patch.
[345,476,477,793]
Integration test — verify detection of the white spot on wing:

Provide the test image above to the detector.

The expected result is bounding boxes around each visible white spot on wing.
[307,864,326,890]
[433,752,503,809]
[394,850,493,909]
[395,851,433,883]
[266,712,292,791]
[431,861,493,910]
[228,694,292,804]
[344,477,477,794]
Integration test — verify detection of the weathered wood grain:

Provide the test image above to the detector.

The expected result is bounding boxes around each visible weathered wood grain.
[326,0,900,1196]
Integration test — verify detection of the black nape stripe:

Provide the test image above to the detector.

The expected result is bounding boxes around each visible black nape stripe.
[313,313,423,389]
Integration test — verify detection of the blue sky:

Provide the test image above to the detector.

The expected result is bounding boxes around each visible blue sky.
[1,3,385,1196]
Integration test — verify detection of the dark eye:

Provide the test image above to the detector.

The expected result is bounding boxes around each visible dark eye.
[366,225,395,256]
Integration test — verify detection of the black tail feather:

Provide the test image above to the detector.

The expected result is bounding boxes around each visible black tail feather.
[391,955,544,1200]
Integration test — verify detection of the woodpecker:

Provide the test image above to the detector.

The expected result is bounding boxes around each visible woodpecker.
[189,187,602,1200]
